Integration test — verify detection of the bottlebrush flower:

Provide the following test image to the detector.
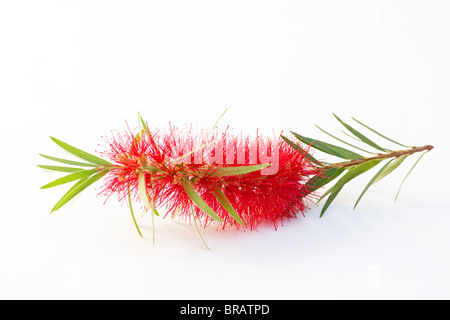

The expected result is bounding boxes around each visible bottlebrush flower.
[99,124,319,230]
[38,113,432,248]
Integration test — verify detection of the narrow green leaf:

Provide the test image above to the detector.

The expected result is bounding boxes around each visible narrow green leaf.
[306,167,346,192]
[352,117,409,148]
[50,137,111,165]
[138,173,159,216]
[182,178,223,223]
[139,172,157,244]
[140,114,151,138]
[291,131,364,160]
[353,155,408,209]
[138,173,151,210]
[281,135,321,164]
[341,130,364,143]
[191,205,210,250]
[318,159,383,203]
[333,114,387,152]
[39,154,97,167]
[51,172,106,212]
[153,206,160,217]
[373,155,408,184]
[315,124,376,154]
[353,159,394,209]
[210,163,270,177]
[37,165,85,173]
[139,113,163,159]
[211,108,228,130]
[395,151,429,201]
[320,186,344,217]
[41,169,98,189]
[213,187,245,226]
[127,183,143,238]
[51,178,87,212]
[134,130,142,144]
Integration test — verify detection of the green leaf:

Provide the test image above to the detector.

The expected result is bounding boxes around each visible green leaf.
[210,163,270,177]
[138,173,158,216]
[139,173,157,244]
[182,178,223,223]
[315,124,376,155]
[351,117,409,148]
[341,130,364,143]
[320,186,343,218]
[291,131,364,160]
[353,160,392,209]
[138,173,159,216]
[50,172,106,213]
[134,130,142,144]
[395,151,429,201]
[37,165,85,173]
[39,154,97,167]
[138,173,150,209]
[191,205,210,250]
[140,114,151,138]
[213,187,245,226]
[127,183,143,238]
[281,135,321,164]
[353,155,408,209]
[373,155,408,184]
[41,169,98,189]
[50,137,111,165]
[306,167,346,192]
[211,108,228,131]
[333,114,388,153]
[318,159,383,203]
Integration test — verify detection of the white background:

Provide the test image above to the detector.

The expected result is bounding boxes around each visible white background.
[1,0,449,300]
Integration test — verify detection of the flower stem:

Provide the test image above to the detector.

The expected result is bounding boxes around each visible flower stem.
[320,145,434,171]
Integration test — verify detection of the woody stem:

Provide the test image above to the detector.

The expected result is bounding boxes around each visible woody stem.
[320,145,434,170]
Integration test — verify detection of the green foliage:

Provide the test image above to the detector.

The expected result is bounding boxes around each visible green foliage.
[182,178,223,223]
[332,114,388,152]
[213,187,245,226]
[306,167,346,192]
[318,159,383,217]
[39,154,97,167]
[281,135,321,164]
[37,165,85,173]
[40,169,99,189]
[395,151,429,201]
[50,137,112,165]
[290,131,365,160]
[353,155,407,209]
[351,117,409,148]
[50,172,107,213]
[127,183,143,238]
[288,115,431,216]
[210,164,270,177]
[39,138,111,213]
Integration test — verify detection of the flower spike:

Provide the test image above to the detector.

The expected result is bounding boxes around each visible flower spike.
[38,113,432,246]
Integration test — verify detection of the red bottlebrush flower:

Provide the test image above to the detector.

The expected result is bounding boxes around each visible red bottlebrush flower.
[100,124,319,230]
[39,113,434,247]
